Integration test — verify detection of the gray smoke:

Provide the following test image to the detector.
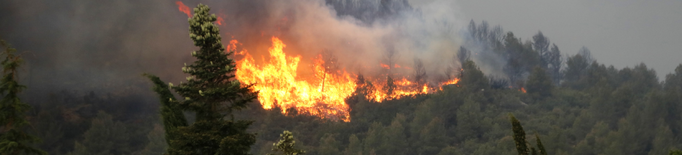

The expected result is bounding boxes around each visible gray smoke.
[0,0,471,100]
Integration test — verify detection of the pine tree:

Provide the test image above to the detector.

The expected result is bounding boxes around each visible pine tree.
[143,74,187,149]
[145,4,258,155]
[0,40,45,155]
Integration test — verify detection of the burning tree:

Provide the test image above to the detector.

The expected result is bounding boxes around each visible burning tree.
[145,4,258,155]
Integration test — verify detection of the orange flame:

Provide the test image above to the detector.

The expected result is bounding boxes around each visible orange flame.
[216,16,224,25]
[520,87,527,93]
[227,39,246,55]
[236,37,355,121]
[441,78,460,85]
[380,63,390,69]
[234,37,461,121]
[175,1,191,18]
[394,64,401,68]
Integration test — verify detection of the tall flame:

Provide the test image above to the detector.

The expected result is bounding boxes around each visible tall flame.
[175,1,191,18]
[235,37,460,121]
[236,37,355,121]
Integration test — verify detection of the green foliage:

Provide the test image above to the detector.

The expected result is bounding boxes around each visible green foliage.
[10,19,681,155]
[455,99,483,140]
[535,134,546,155]
[563,52,590,88]
[526,67,553,99]
[270,131,306,155]
[509,114,528,155]
[144,4,258,155]
[417,117,447,155]
[460,60,489,91]
[670,149,682,155]
[143,74,187,149]
[503,32,541,85]
[343,134,361,155]
[317,134,340,155]
[382,114,407,155]
[0,40,45,155]
[134,124,168,155]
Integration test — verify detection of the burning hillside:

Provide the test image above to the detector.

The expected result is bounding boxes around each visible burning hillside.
[233,37,459,121]
[174,1,465,121]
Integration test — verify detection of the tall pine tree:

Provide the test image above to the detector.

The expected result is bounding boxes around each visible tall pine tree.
[0,40,45,155]
[145,4,258,155]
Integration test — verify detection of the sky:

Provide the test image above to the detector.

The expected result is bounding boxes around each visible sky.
[411,0,682,79]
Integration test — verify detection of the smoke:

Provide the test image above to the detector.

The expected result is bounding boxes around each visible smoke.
[0,0,471,100]
[208,0,469,84]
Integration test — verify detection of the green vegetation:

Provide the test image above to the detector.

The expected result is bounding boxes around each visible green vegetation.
[1,7,680,155]
[269,131,306,155]
[0,40,45,155]
[144,4,259,155]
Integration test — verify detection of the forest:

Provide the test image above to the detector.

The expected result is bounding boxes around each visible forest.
[1,0,682,155]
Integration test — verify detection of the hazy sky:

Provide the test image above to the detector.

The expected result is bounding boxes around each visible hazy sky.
[411,0,682,79]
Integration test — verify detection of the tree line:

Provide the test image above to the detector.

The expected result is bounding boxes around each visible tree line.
[2,3,682,155]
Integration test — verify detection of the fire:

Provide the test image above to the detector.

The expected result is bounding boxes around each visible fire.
[380,63,390,69]
[520,87,527,93]
[234,37,461,121]
[175,1,191,18]
[227,39,246,55]
[216,16,224,25]
[441,78,460,85]
[236,37,355,121]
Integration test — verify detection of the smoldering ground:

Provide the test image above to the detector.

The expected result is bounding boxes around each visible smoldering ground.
[0,0,478,102]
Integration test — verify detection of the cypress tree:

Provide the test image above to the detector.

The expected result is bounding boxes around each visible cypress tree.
[145,4,258,155]
[535,134,547,155]
[0,40,45,155]
[509,114,528,155]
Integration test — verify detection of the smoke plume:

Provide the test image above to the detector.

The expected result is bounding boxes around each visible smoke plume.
[0,0,470,100]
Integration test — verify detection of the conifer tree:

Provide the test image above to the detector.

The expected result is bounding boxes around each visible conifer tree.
[0,40,45,155]
[145,4,258,155]
[509,114,528,155]
[143,74,187,149]
[509,114,548,155]
[535,134,547,155]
